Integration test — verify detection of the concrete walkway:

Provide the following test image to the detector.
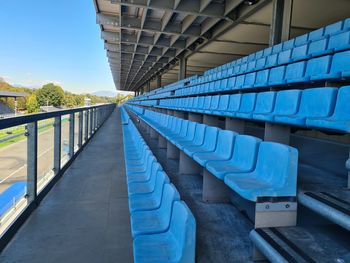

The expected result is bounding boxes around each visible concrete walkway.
[0,108,133,263]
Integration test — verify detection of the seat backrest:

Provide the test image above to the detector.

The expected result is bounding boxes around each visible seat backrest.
[285,61,306,82]
[202,126,219,151]
[298,87,337,118]
[159,183,181,230]
[203,96,212,110]
[217,95,230,111]
[148,162,164,188]
[255,69,269,86]
[305,55,332,78]
[154,171,170,199]
[210,95,220,111]
[197,96,205,108]
[179,120,189,137]
[231,135,261,171]
[333,86,350,119]
[324,20,343,35]
[193,124,206,145]
[227,94,242,112]
[254,142,298,194]
[215,130,236,158]
[238,93,257,113]
[185,122,197,140]
[294,33,308,47]
[254,91,276,114]
[169,201,196,263]
[273,90,302,115]
[268,65,285,84]
[330,50,350,75]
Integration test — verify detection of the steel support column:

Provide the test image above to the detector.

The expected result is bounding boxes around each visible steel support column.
[69,113,75,158]
[179,56,187,80]
[53,116,62,175]
[26,122,38,202]
[156,75,162,88]
[269,0,293,45]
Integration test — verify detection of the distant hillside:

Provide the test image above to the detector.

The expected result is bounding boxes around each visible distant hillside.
[92,90,116,97]
[0,80,32,110]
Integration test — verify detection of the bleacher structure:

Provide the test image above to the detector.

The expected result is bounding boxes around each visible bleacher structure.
[121,18,350,262]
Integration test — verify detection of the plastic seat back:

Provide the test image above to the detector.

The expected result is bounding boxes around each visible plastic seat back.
[202,126,219,151]
[179,120,189,137]
[209,95,220,111]
[231,135,261,171]
[169,201,196,263]
[268,66,285,85]
[324,20,343,35]
[297,88,337,118]
[197,96,205,109]
[238,93,257,114]
[157,184,181,233]
[274,90,302,115]
[305,55,332,80]
[216,95,230,112]
[227,94,242,113]
[254,91,276,114]
[254,142,298,195]
[203,96,212,110]
[330,50,350,77]
[193,124,206,145]
[215,130,236,158]
[285,61,306,83]
[328,31,350,52]
[332,86,350,119]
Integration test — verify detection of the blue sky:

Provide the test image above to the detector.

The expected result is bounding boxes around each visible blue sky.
[0,0,116,94]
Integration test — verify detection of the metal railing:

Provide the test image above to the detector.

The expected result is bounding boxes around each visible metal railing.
[0,103,115,249]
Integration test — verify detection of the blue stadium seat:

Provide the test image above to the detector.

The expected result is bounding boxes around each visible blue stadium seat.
[212,95,230,115]
[307,38,330,57]
[330,50,350,79]
[206,135,261,180]
[128,171,170,213]
[291,44,309,62]
[278,49,292,65]
[193,130,236,166]
[255,57,266,70]
[207,95,220,114]
[130,183,180,237]
[266,54,278,67]
[305,55,333,81]
[274,87,337,127]
[294,34,309,47]
[224,142,298,201]
[236,93,257,119]
[282,39,295,51]
[285,61,307,84]
[252,91,276,117]
[268,65,286,86]
[306,86,350,133]
[225,94,242,117]
[235,75,246,89]
[243,72,256,89]
[177,123,206,151]
[308,27,324,42]
[328,31,350,52]
[253,89,302,122]
[254,69,269,87]
[165,120,189,142]
[174,122,197,149]
[183,126,219,157]
[133,201,196,263]
[127,160,162,186]
[324,20,344,36]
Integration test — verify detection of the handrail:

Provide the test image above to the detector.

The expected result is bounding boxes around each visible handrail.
[0,104,115,130]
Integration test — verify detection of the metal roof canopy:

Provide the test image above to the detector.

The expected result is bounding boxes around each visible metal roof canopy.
[94,0,350,91]
[0,91,27,98]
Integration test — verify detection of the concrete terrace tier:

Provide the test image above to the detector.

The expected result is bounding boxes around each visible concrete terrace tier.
[0,108,133,263]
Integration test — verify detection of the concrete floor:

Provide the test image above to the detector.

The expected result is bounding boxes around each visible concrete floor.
[0,108,133,263]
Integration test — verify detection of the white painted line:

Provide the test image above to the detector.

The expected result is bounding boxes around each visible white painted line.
[0,146,54,184]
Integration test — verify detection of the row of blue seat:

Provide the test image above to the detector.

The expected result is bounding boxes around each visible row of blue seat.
[203,18,350,78]
[131,86,350,134]
[0,182,26,218]
[134,18,350,101]
[120,107,196,263]
[175,50,350,97]
[126,106,299,202]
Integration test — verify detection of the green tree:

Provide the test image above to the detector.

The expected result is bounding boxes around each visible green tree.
[36,83,65,107]
[26,94,39,113]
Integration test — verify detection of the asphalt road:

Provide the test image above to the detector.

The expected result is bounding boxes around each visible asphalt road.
[0,118,79,193]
